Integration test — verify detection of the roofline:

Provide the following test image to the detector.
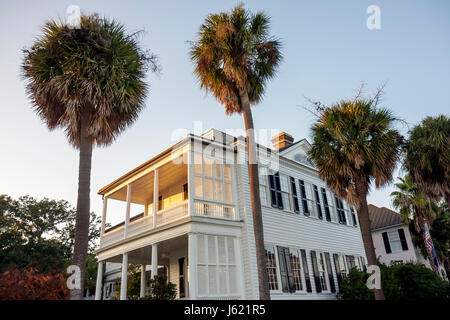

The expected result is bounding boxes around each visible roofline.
[97,135,191,195]
[371,223,405,232]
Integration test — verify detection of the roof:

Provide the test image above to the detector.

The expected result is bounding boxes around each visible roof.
[368,204,403,230]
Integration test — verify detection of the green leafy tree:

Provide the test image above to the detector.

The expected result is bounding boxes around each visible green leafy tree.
[146,275,176,300]
[408,202,450,279]
[21,14,157,299]
[0,194,102,294]
[308,90,402,300]
[189,4,282,300]
[404,115,450,208]
[391,174,439,274]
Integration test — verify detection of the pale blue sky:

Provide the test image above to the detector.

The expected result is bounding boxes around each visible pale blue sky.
[1,0,449,225]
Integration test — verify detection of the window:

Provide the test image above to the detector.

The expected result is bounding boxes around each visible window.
[311,251,328,292]
[313,185,323,219]
[333,253,346,288]
[265,246,279,290]
[299,180,313,216]
[290,177,300,213]
[324,252,336,293]
[320,188,331,221]
[345,255,356,270]
[193,154,233,203]
[269,172,283,209]
[318,252,329,292]
[300,249,312,292]
[197,234,238,296]
[290,250,303,291]
[387,230,404,253]
[334,195,347,224]
[280,175,291,211]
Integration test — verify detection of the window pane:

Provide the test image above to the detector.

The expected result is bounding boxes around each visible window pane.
[224,183,232,202]
[229,266,238,294]
[208,266,218,294]
[214,162,222,179]
[208,236,216,264]
[224,164,231,180]
[204,157,213,176]
[194,153,202,174]
[197,234,205,264]
[227,237,235,264]
[204,178,213,199]
[265,246,279,290]
[194,177,202,197]
[198,265,207,295]
[218,266,228,294]
[218,236,226,264]
[215,181,223,201]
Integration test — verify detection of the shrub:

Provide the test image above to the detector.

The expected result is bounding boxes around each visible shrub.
[337,262,450,300]
[380,262,450,300]
[0,268,69,300]
[337,267,374,300]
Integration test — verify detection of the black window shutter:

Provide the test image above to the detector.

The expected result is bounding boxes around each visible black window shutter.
[382,232,392,254]
[300,249,312,292]
[333,254,342,289]
[310,251,322,293]
[398,228,409,251]
[324,253,336,293]
[313,185,323,220]
[268,175,277,208]
[277,246,288,292]
[321,188,331,221]
[290,177,300,214]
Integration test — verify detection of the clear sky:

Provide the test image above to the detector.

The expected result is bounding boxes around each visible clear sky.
[1,0,449,225]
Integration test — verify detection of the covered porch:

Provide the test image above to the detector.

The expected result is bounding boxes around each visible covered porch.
[95,234,195,300]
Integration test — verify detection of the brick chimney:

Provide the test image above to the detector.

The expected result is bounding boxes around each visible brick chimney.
[271,132,294,151]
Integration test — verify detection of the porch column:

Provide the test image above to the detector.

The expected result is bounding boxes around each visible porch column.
[187,148,194,217]
[94,261,104,300]
[120,253,128,300]
[153,169,158,228]
[140,265,146,298]
[151,243,158,278]
[100,197,108,239]
[188,233,198,299]
[124,184,131,238]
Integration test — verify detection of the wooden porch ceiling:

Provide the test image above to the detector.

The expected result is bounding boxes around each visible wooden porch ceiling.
[107,157,187,205]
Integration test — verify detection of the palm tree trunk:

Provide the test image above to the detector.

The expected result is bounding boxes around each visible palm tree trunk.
[240,90,270,300]
[355,179,385,300]
[70,114,93,300]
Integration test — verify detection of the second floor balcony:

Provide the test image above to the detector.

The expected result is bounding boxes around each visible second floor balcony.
[98,138,239,248]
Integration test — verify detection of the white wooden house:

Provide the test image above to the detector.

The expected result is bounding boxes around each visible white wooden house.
[94,129,368,300]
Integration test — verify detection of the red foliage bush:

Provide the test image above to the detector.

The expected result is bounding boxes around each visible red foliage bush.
[0,268,69,300]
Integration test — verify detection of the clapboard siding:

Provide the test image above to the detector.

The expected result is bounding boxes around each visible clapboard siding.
[235,142,366,300]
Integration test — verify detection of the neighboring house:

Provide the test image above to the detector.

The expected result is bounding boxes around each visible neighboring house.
[368,204,448,280]
[94,129,368,300]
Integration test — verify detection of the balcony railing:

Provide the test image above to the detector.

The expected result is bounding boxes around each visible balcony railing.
[101,199,236,247]
[192,199,236,220]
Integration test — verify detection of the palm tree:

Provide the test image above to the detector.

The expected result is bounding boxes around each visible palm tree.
[189,4,282,299]
[404,115,450,208]
[308,96,401,300]
[22,14,157,299]
[391,174,439,274]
